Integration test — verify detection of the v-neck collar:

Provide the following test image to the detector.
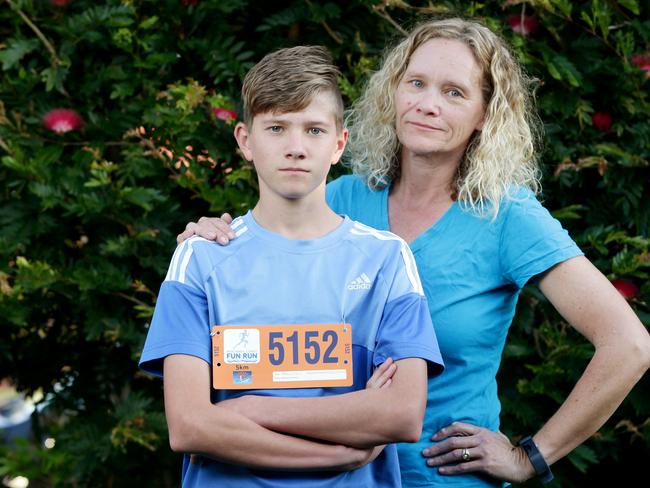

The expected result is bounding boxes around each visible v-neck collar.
[378,182,460,252]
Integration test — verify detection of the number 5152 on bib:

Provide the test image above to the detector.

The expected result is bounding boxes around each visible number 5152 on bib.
[211,323,353,389]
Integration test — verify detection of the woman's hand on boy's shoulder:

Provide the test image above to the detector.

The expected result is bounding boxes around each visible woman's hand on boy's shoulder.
[177,213,235,245]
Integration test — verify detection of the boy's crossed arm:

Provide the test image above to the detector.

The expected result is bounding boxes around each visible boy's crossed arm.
[217,357,428,449]
[163,354,379,471]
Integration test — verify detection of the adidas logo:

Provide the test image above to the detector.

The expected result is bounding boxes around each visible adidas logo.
[347,273,372,290]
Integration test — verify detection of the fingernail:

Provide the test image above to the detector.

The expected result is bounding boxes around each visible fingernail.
[422,449,429,456]
[219,237,228,244]
[228,232,236,239]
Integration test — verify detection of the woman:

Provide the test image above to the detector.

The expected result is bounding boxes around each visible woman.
[177,18,650,486]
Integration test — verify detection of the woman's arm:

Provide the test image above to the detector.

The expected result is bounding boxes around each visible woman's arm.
[164,354,376,471]
[423,256,650,482]
[218,357,428,449]
[527,256,650,462]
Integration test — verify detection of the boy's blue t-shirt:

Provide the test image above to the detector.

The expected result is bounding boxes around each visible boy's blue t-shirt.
[140,211,444,488]
[326,175,583,488]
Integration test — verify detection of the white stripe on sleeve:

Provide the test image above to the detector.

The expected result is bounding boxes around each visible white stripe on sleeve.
[350,222,423,295]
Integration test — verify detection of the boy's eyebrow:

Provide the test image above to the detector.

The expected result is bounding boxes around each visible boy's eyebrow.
[257,115,336,126]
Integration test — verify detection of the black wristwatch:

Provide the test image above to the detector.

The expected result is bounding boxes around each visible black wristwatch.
[518,435,554,484]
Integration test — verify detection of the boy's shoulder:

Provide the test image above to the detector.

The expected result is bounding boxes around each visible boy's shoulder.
[166,215,254,285]
[187,215,253,256]
[345,219,409,256]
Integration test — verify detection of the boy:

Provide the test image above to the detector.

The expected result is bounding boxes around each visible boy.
[139,45,443,487]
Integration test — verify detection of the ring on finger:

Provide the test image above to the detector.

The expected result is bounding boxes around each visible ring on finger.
[461,448,470,462]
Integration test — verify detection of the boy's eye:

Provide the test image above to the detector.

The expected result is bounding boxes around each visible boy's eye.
[269,126,282,133]
[308,128,323,135]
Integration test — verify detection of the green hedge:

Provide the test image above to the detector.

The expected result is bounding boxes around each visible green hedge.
[1,1,648,486]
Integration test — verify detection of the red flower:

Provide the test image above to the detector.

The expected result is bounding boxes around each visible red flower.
[212,108,237,123]
[631,53,650,78]
[42,108,84,134]
[507,14,538,36]
[610,278,639,300]
[591,111,612,132]
[51,0,72,5]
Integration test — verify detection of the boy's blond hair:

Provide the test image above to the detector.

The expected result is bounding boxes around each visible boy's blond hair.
[242,45,344,130]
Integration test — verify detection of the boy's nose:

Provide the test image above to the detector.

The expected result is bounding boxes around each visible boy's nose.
[285,135,307,159]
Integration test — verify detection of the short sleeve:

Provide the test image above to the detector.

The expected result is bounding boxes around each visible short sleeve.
[164,237,207,290]
[374,294,444,375]
[139,240,212,376]
[500,191,583,289]
[373,241,444,374]
[139,282,211,376]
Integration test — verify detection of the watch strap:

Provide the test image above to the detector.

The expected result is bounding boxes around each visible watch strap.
[518,435,554,484]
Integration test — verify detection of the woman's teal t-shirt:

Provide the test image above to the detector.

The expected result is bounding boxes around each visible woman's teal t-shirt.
[326,175,583,488]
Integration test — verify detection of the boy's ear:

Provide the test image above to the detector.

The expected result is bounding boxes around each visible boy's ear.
[331,127,349,166]
[233,122,254,161]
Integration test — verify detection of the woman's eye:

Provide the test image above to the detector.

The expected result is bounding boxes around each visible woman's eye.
[448,89,462,97]
[410,80,424,88]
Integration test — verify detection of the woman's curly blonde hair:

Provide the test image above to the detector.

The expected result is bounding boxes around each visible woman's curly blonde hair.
[345,17,542,218]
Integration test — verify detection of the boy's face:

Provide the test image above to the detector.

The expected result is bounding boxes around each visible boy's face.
[234,94,347,202]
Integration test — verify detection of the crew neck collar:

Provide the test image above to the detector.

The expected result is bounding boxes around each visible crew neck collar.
[243,211,352,252]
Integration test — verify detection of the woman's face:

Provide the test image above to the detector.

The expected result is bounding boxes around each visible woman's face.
[394,38,486,162]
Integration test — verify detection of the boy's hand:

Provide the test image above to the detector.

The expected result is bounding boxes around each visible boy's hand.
[177,213,235,245]
[366,357,397,389]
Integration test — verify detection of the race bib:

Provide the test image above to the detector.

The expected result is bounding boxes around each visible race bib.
[211,323,353,389]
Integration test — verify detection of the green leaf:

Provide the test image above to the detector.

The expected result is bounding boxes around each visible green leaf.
[504,342,534,357]
[544,60,561,81]
[139,16,159,30]
[119,187,165,212]
[595,144,648,167]
[580,10,595,31]
[566,443,599,473]
[618,0,640,15]
[549,0,573,17]
[553,55,583,87]
[0,38,39,70]
[15,256,59,291]
[551,204,586,220]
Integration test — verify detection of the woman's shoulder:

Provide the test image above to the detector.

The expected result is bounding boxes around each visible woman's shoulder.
[498,185,546,218]
[326,173,368,194]
[455,186,542,226]
[497,186,572,239]
[326,173,388,228]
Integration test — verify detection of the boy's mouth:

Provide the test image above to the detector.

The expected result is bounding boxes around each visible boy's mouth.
[280,167,309,173]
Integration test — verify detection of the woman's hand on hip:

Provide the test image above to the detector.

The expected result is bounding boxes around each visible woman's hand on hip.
[422,422,535,483]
